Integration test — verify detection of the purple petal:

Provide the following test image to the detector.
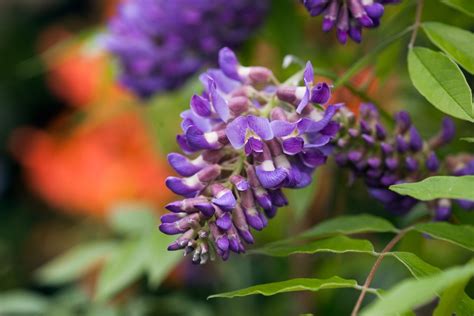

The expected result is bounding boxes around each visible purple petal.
[270,189,288,207]
[310,82,331,104]
[212,190,237,211]
[409,126,423,151]
[194,203,215,217]
[218,47,240,81]
[296,87,310,114]
[303,61,314,86]
[270,120,297,137]
[165,176,203,197]
[304,134,331,148]
[226,116,248,149]
[247,115,273,140]
[208,78,230,122]
[256,166,287,189]
[245,137,264,155]
[244,207,264,231]
[160,213,183,223]
[301,150,327,168]
[190,95,211,117]
[167,153,205,177]
[216,213,232,230]
[282,137,304,155]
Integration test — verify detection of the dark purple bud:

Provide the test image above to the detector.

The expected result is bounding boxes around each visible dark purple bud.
[385,157,398,170]
[349,25,362,43]
[348,150,363,162]
[362,134,375,146]
[264,206,278,219]
[161,213,185,223]
[165,176,204,197]
[381,174,398,186]
[167,229,196,251]
[270,189,288,207]
[365,3,384,19]
[375,123,386,140]
[216,212,232,230]
[405,157,419,172]
[396,135,409,153]
[301,150,327,168]
[244,206,265,231]
[426,152,440,172]
[395,111,411,133]
[194,202,216,217]
[360,120,372,134]
[409,126,423,152]
[381,142,394,155]
[310,82,331,104]
[233,205,254,244]
[434,199,451,221]
[368,157,381,168]
[322,1,338,31]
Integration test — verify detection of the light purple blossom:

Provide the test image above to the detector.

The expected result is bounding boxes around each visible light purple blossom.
[159,48,340,263]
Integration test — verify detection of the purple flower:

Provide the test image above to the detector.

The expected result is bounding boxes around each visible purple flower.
[159,48,340,263]
[106,0,268,98]
[301,0,399,44]
[334,103,463,220]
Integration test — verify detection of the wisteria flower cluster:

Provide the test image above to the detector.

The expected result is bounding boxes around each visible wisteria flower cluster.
[159,48,340,263]
[334,103,474,220]
[106,0,268,98]
[301,0,400,44]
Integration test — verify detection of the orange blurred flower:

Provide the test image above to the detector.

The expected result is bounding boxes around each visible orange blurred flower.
[11,110,172,217]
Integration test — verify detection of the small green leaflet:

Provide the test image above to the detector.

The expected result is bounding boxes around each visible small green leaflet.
[441,0,474,17]
[0,291,49,315]
[147,231,182,288]
[108,204,157,235]
[249,235,375,257]
[433,278,470,316]
[208,276,358,299]
[389,176,474,201]
[407,47,474,122]
[414,222,474,252]
[423,22,474,74]
[461,137,474,143]
[36,241,117,285]
[361,261,474,316]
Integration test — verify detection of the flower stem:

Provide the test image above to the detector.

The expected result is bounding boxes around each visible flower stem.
[408,0,425,49]
[350,227,412,316]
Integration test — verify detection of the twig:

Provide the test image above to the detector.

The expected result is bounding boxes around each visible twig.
[408,0,425,49]
[350,227,412,316]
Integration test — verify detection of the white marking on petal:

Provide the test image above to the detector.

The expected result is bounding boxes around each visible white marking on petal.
[204,131,218,144]
[362,0,374,5]
[295,87,307,99]
[184,174,200,187]
[262,160,276,171]
[192,155,205,166]
[238,66,251,78]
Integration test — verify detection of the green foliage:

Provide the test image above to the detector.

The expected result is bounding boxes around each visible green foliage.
[441,0,474,17]
[422,22,474,74]
[250,235,375,257]
[414,222,474,252]
[0,291,49,315]
[208,277,358,299]
[433,278,470,316]
[407,47,473,122]
[461,137,474,142]
[361,261,474,316]
[35,242,117,286]
[390,176,474,201]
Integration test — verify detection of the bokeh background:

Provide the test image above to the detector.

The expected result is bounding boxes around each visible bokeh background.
[0,0,473,315]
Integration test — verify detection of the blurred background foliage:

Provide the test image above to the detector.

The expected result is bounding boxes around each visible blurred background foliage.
[0,0,473,315]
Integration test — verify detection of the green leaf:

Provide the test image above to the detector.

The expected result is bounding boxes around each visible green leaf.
[147,231,182,288]
[390,176,474,201]
[95,238,148,301]
[407,47,474,121]
[250,235,374,257]
[361,261,474,316]
[433,278,470,316]
[461,137,474,143]
[36,241,117,285]
[300,214,398,239]
[208,276,358,299]
[441,0,474,17]
[108,204,157,235]
[0,291,49,315]
[390,252,474,316]
[423,22,474,74]
[414,222,474,251]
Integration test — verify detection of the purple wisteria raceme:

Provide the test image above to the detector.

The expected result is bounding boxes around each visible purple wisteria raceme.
[333,103,473,220]
[159,48,341,263]
[301,0,400,44]
[106,0,268,98]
